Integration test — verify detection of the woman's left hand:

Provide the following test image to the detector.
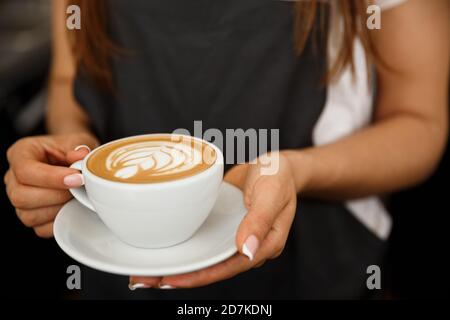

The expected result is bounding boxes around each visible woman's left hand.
[129,152,298,289]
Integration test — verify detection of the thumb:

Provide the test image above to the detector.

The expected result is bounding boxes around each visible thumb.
[235,180,284,261]
[64,133,99,165]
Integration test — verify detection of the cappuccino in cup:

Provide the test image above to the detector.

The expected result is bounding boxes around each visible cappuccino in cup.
[87,135,217,183]
[69,134,224,248]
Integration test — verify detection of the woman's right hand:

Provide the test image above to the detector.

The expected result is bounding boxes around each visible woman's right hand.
[4,133,99,238]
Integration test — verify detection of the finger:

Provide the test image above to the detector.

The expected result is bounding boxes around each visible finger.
[7,175,72,209]
[34,222,54,239]
[38,134,98,166]
[128,276,163,290]
[236,178,287,261]
[40,133,98,156]
[8,136,67,165]
[5,139,60,188]
[66,145,92,165]
[160,254,252,288]
[241,165,261,208]
[223,164,248,190]
[261,205,295,260]
[16,205,62,228]
[268,199,296,259]
[224,165,252,209]
[61,133,99,152]
[11,159,80,189]
[161,231,286,289]
[6,135,98,190]
[242,164,261,192]
[160,204,297,289]
[241,163,277,209]
[60,134,99,165]
[4,169,12,186]
[254,259,266,268]
[46,147,68,165]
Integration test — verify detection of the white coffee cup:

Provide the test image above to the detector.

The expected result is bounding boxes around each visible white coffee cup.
[69,134,224,248]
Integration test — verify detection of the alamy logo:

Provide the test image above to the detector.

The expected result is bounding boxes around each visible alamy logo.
[366,265,381,290]
[66,5,81,30]
[66,3,382,31]
[367,5,382,30]
[173,121,280,175]
[66,265,81,290]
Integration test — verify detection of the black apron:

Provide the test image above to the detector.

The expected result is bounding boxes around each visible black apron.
[74,0,386,299]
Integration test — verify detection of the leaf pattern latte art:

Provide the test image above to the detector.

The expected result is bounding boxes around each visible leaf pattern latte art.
[105,141,203,180]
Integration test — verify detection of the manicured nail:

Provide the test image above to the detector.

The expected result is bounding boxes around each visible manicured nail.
[74,145,91,152]
[242,235,259,261]
[64,174,84,187]
[159,284,175,289]
[128,283,151,291]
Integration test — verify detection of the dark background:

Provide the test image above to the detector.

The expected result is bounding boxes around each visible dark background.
[0,0,448,299]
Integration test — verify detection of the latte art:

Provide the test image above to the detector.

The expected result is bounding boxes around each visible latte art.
[87,136,217,183]
[107,141,203,180]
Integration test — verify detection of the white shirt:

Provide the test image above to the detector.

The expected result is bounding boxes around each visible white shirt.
[313,0,407,240]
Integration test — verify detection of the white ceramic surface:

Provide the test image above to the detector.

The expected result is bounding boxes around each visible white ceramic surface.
[69,134,224,248]
[54,182,247,276]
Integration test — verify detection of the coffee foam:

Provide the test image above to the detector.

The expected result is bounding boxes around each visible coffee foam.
[87,136,216,183]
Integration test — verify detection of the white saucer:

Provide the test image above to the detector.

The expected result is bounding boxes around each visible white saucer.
[54,182,247,276]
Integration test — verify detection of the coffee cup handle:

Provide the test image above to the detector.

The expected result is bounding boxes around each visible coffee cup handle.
[69,160,96,212]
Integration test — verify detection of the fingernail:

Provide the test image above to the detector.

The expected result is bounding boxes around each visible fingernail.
[64,174,84,187]
[159,284,175,290]
[242,235,259,261]
[74,145,91,153]
[128,283,151,291]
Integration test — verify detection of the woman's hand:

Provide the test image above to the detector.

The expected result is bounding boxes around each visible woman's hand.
[130,152,298,289]
[4,133,99,238]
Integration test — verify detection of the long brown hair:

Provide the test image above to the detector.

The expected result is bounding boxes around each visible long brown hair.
[69,0,379,90]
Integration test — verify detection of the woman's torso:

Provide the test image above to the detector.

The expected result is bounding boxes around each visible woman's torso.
[75,0,386,299]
